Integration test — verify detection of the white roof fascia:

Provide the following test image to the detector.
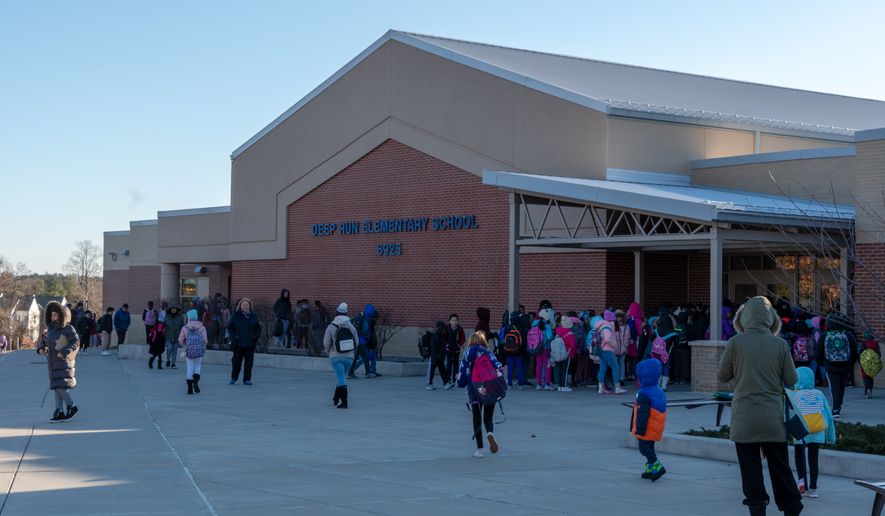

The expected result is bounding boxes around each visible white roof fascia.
[157,206,231,218]
[690,146,856,169]
[483,170,717,223]
[606,168,691,186]
[130,219,158,227]
[103,230,130,237]
[856,127,885,142]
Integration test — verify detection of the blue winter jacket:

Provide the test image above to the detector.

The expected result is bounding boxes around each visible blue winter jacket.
[113,310,131,331]
[790,367,837,445]
[457,344,503,404]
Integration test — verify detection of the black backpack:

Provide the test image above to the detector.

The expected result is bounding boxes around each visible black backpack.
[418,330,432,359]
[332,323,355,353]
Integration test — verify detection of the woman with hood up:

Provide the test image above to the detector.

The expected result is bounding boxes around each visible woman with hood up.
[37,301,80,422]
[717,296,802,516]
[164,303,186,369]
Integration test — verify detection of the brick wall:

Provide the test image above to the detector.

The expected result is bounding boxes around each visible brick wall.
[519,252,607,312]
[606,252,635,309]
[644,253,688,309]
[103,270,129,312]
[688,253,710,305]
[127,265,161,343]
[855,243,885,339]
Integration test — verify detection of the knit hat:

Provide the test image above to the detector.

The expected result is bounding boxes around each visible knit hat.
[186,309,198,321]
[336,302,348,315]
[603,309,616,322]
[540,307,554,322]
[560,316,574,329]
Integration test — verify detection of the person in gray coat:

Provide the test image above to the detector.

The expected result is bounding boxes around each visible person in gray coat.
[164,303,186,369]
[36,301,80,422]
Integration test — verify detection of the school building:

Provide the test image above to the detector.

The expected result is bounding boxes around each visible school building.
[103,30,885,354]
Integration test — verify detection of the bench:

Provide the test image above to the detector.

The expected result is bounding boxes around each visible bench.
[622,398,732,426]
[855,480,885,516]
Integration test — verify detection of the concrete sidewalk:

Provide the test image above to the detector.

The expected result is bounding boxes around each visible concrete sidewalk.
[0,349,878,515]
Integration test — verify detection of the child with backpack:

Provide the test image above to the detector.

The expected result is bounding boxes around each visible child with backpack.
[614,310,632,387]
[790,366,836,498]
[789,323,813,370]
[444,314,465,385]
[457,332,505,458]
[147,320,165,370]
[816,314,857,418]
[530,308,555,390]
[860,330,881,398]
[631,358,667,481]
[552,316,576,392]
[426,321,450,390]
[178,309,207,395]
[501,311,529,388]
[593,313,626,394]
[323,303,358,408]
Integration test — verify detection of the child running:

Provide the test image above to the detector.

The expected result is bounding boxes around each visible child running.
[457,332,504,458]
[631,358,667,480]
[860,330,881,398]
[790,366,836,498]
[179,309,207,395]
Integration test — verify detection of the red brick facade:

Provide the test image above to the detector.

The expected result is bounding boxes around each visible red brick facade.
[644,253,688,309]
[855,243,885,338]
[688,254,711,305]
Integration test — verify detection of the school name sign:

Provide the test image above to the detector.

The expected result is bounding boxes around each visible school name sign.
[311,214,479,237]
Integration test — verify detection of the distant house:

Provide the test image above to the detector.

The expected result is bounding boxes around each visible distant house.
[11,295,67,342]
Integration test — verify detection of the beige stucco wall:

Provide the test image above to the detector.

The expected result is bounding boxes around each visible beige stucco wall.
[691,156,856,205]
[229,39,609,261]
[855,139,885,243]
[157,211,231,263]
[760,133,851,153]
[103,233,131,272]
[127,223,158,267]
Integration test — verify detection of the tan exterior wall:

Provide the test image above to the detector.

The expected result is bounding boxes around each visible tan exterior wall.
[691,156,856,205]
[855,139,885,243]
[128,223,158,267]
[103,234,131,272]
[760,133,851,153]
[157,211,230,263]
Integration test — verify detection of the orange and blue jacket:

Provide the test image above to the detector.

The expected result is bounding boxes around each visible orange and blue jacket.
[631,358,667,441]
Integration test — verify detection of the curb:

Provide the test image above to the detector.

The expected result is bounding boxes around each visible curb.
[116,344,427,377]
[626,433,885,480]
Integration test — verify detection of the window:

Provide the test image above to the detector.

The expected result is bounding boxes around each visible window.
[767,284,792,301]
[820,285,841,313]
[798,256,814,308]
[180,278,197,299]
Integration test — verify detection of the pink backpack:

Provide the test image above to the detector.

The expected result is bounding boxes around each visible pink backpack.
[471,351,507,405]
[527,325,544,355]
[650,331,677,364]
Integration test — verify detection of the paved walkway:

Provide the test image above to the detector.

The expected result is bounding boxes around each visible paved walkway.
[0,349,879,515]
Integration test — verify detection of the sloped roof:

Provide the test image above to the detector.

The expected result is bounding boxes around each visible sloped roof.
[483,170,855,227]
[232,31,885,159]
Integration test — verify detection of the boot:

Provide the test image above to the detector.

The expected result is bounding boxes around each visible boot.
[193,374,201,394]
[157,358,163,370]
[337,385,348,409]
[148,356,154,369]
[187,380,194,395]
[660,376,669,392]
[332,386,342,407]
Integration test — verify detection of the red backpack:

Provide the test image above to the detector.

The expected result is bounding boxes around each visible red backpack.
[471,352,507,406]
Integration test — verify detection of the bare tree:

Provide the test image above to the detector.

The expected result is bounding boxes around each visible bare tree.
[63,240,103,310]
[375,309,405,360]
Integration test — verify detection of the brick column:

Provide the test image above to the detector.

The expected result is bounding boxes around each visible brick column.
[689,340,732,392]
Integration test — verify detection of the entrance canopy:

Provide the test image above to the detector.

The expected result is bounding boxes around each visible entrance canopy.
[482,170,855,339]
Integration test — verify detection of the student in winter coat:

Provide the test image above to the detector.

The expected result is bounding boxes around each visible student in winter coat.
[426,321,450,390]
[631,358,667,481]
[164,303,186,369]
[147,319,166,370]
[504,310,530,388]
[348,304,379,378]
[143,301,158,342]
[179,309,207,395]
[816,313,857,418]
[717,296,802,516]
[443,313,466,385]
[36,301,80,422]
[553,317,576,392]
[228,298,262,385]
[273,288,293,348]
[97,307,113,355]
[860,330,880,398]
[594,313,626,394]
[614,310,632,387]
[790,367,836,498]
[76,310,95,355]
[113,304,131,346]
[323,303,359,408]
[457,332,503,458]
[533,309,555,390]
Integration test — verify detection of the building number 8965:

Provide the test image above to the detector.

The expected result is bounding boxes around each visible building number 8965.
[376,243,403,256]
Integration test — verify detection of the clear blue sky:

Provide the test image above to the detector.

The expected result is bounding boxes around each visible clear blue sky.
[2,0,883,273]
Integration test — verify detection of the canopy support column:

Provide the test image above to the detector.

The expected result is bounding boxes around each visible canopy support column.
[160,263,179,305]
[508,192,520,312]
[634,250,643,304]
[710,228,723,341]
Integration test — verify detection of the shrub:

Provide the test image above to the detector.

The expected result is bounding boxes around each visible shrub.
[684,423,885,456]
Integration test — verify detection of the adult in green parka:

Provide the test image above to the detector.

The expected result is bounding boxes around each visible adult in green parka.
[718,296,802,516]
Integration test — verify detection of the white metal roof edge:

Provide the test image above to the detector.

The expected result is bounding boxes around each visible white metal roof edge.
[130,219,158,227]
[483,170,717,223]
[690,146,856,169]
[103,230,130,237]
[606,168,691,186]
[157,205,231,218]
[856,127,885,142]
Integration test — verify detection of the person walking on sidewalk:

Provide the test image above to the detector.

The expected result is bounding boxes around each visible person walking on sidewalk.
[97,307,113,355]
[457,332,504,458]
[631,358,667,481]
[273,288,293,348]
[324,303,358,409]
[718,296,802,516]
[179,309,207,395]
[36,301,80,422]
[164,303,185,369]
[113,304,131,349]
[228,298,262,385]
[426,321,450,390]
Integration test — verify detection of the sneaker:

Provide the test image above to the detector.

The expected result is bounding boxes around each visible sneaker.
[487,433,498,454]
[598,385,611,395]
[170,364,177,369]
[798,480,806,495]
[560,386,573,392]
[229,379,236,385]
[425,384,436,391]
[244,381,252,385]
[101,351,111,356]
[366,373,378,378]
[50,409,66,423]
[806,488,818,498]
[64,405,78,421]
[518,384,528,390]
[641,463,653,479]
[649,460,666,481]
[81,350,88,356]
[346,374,357,380]
[443,383,454,390]
[544,385,557,391]
[165,361,170,368]
[614,387,628,394]
[833,409,841,419]
[866,389,872,398]
[473,448,485,458]
[536,384,543,391]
